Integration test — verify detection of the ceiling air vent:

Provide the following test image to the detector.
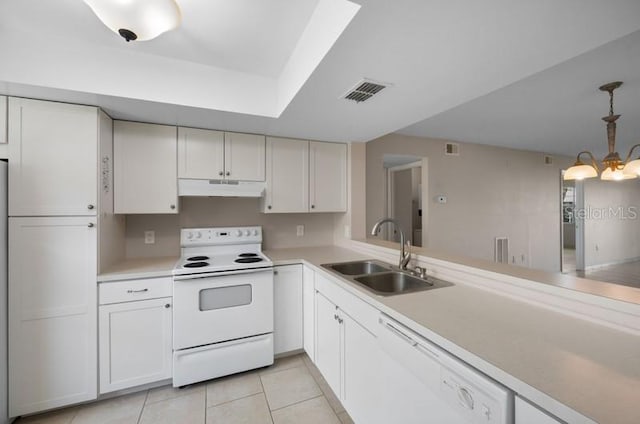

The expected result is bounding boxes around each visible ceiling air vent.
[445,142,460,156]
[342,79,387,103]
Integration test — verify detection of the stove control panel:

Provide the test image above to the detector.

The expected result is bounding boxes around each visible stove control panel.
[181,226,262,246]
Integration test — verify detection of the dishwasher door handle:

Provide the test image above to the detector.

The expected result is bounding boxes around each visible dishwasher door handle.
[381,318,417,347]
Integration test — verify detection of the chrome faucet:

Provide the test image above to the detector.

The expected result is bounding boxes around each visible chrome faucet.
[370,218,411,270]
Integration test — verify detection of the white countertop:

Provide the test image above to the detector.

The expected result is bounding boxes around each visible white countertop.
[266,245,640,424]
[98,256,178,282]
[97,246,640,423]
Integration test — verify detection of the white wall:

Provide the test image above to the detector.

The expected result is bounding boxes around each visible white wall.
[125,197,341,257]
[583,179,640,268]
[366,133,573,272]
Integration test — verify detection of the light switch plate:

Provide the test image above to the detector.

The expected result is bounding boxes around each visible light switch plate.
[296,225,304,237]
[144,230,155,244]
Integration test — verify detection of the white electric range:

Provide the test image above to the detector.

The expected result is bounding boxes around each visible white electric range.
[172,226,274,387]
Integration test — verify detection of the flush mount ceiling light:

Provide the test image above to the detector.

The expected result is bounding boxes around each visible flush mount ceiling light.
[564,81,640,181]
[84,0,182,42]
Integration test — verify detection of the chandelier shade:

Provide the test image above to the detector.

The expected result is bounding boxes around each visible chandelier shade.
[564,81,640,182]
[563,162,598,180]
[84,0,182,42]
[623,158,640,176]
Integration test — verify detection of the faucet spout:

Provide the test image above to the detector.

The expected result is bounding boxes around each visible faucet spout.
[370,217,411,270]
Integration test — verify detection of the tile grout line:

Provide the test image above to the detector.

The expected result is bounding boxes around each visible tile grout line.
[257,370,275,424]
[206,388,263,409]
[136,389,149,424]
[268,393,325,413]
[302,354,349,421]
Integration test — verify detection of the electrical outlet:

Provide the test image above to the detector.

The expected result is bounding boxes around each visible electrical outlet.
[296,225,304,237]
[344,225,351,238]
[144,230,155,244]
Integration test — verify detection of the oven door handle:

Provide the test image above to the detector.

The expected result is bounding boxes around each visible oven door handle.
[173,267,273,281]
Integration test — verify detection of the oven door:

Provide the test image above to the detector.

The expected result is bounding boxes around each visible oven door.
[173,268,274,350]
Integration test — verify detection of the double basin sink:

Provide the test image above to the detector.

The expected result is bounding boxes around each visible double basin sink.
[321,260,452,296]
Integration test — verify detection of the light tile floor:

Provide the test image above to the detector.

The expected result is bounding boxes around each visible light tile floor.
[16,354,354,424]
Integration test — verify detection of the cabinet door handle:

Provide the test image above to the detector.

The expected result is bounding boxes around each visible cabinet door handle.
[127,288,149,293]
[311,205,315,209]
[170,204,176,210]
[219,171,224,176]
[165,303,171,308]
[267,205,272,210]
[226,171,231,176]
[334,314,339,321]
[87,223,95,228]
[87,204,95,210]
[274,270,279,275]
[338,317,343,324]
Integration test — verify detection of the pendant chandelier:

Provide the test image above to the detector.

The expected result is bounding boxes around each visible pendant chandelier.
[564,81,640,181]
[84,0,182,42]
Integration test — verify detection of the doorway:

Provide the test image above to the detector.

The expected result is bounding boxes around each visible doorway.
[560,176,585,272]
[383,155,423,247]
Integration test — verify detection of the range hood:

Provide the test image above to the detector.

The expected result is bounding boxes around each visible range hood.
[178,179,266,197]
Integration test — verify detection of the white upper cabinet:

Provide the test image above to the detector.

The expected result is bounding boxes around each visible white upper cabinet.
[263,138,347,213]
[178,127,224,179]
[0,95,7,144]
[178,128,265,181]
[224,132,265,181]
[114,121,178,214]
[8,98,99,216]
[263,137,309,213]
[310,142,347,212]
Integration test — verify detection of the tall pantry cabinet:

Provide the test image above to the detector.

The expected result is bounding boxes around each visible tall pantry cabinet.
[7,98,112,416]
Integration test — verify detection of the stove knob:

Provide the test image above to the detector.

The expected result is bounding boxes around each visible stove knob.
[253,229,259,236]
[186,232,193,240]
[236,230,243,237]
[195,232,202,239]
[245,230,251,236]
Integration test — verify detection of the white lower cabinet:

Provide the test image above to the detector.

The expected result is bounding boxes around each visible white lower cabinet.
[314,291,343,397]
[9,217,97,417]
[273,265,303,355]
[302,266,315,361]
[342,312,383,423]
[515,396,562,424]
[99,297,173,394]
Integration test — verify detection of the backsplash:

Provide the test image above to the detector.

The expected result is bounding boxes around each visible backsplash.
[125,197,340,258]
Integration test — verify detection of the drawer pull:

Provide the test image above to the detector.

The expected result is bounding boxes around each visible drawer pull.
[127,288,149,294]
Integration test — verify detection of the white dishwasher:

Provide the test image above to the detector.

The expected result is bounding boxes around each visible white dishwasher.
[377,314,513,424]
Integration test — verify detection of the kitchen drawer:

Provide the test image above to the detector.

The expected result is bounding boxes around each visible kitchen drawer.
[99,277,172,305]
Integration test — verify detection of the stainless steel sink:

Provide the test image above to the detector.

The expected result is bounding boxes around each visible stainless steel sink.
[325,260,391,275]
[321,260,453,296]
[355,272,451,295]
[355,271,430,292]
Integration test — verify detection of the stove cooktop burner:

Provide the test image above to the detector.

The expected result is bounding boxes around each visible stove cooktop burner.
[183,261,209,268]
[238,253,259,257]
[187,256,209,261]
[235,257,263,264]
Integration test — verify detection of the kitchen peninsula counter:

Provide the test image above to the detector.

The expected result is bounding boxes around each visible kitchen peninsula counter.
[266,244,640,424]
